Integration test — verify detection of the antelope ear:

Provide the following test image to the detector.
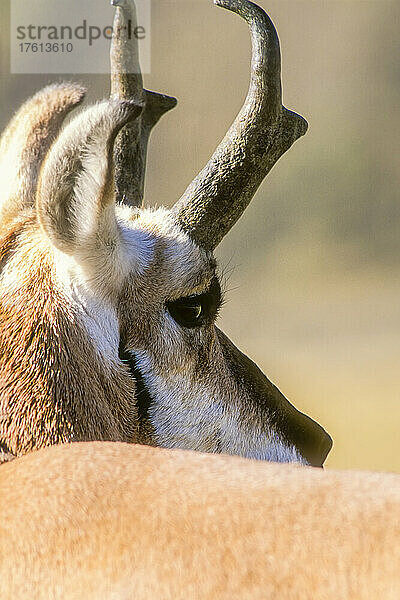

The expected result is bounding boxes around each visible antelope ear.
[0,83,85,228]
[36,100,142,257]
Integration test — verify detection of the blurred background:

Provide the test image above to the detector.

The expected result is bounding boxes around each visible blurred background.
[1,0,398,471]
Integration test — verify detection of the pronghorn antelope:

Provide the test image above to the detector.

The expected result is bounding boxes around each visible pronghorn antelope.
[1,3,399,599]
[0,0,332,467]
[0,442,399,599]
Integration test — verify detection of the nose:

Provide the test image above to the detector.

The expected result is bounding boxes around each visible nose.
[216,327,333,467]
[285,409,333,468]
[269,381,332,467]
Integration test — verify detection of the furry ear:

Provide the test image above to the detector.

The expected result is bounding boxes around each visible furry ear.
[0,83,86,229]
[36,100,142,257]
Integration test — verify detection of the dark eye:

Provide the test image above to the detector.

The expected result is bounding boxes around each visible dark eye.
[166,277,222,329]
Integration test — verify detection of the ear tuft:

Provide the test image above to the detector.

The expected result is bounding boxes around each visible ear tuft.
[36,99,143,256]
[0,83,86,229]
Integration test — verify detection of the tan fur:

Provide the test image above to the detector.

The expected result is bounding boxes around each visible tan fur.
[0,85,331,466]
[0,441,399,599]
[0,219,138,456]
[0,84,85,233]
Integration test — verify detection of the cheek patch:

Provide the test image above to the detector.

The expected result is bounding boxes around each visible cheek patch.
[118,343,153,428]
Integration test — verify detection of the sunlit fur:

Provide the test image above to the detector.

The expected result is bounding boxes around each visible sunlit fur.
[0,84,85,229]
[0,84,330,465]
[1,442,399,599]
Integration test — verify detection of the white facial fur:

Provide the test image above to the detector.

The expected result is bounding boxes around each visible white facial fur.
[49,204,307,465]
[1,87,329,466]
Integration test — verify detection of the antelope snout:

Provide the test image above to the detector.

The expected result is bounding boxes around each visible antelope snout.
[217,328,333,467]
[288,410,333,468]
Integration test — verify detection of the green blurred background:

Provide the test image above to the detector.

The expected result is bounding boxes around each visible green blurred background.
[1,0,398,471]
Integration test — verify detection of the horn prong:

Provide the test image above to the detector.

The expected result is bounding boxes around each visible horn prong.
[110,0,177,207]
[172,0,307,251]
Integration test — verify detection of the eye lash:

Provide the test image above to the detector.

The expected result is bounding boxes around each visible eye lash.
[166,277,222,328]
[210,276,223,314]
[198,276,223,316]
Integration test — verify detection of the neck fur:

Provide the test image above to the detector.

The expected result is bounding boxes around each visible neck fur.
[0,219,138,456]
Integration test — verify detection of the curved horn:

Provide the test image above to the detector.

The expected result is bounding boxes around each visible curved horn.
[110,0,177,207]
[0,83,85,228]
[172,0,308,251]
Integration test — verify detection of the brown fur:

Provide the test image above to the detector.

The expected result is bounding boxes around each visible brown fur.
[0,84,331,466]
[0,84,85,232]
[0,219,138,456]
[0,441,399,599]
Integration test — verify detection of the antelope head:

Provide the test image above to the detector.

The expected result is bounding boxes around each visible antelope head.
[0,0,332,467]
